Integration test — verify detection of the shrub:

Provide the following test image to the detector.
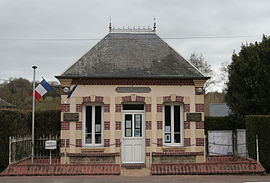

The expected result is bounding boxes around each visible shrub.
[246,115,270,172]
[205,115,245,133]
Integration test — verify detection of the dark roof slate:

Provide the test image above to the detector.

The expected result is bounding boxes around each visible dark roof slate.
[57,32,206,79]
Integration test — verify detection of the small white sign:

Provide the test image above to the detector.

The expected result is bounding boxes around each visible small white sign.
[45,140,57,150]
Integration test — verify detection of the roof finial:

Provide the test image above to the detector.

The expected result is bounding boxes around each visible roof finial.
[153,17,156,32]
[109,17,112,32]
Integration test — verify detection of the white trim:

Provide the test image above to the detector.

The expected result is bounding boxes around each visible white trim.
[163,104,184,146]
[82,104,104,147]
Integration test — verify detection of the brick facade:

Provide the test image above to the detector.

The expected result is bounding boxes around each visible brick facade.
[184,121,190,129]
[146,138,150,147]
[157,104,162,112]
[61,104,70,112]
[184,104,190,112]
[104,139,110,147]
[157,138,163,147]
[76,104,82,112]
[184,138,191,146]
[76,121,82,130]
[95,96,104,103]
[76,139,82,147]
[136,96,145,102]
[115,139,120,147]
[196,121,204,129]
[104,104,110,112]
[195,104,204,112]
[157,121,163,130]
[61,139,70,148]
[61,122,70,130]
[82,96,90,103]
[146,121,152,130]
[115,121,121,130]
[115,104,121,112]
[145,104,151,112]
[196,138,204,146]
[104,121,110,130]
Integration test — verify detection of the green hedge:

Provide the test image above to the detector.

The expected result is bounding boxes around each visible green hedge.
[205,115,245,133]
[246,115,270,172]
[0,110,60,172]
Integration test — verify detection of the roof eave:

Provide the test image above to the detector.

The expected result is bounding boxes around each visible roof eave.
[55,75,210,80]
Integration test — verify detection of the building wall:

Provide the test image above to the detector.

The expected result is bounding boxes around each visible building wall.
[59,79,206,165]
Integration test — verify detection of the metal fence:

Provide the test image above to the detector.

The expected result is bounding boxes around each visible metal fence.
[207,129,248,157]
[9,135,60,165]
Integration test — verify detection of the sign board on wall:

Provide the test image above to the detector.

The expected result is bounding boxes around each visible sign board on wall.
[186,113,202,122]
[115,87,151,93]
[63,113,79,121]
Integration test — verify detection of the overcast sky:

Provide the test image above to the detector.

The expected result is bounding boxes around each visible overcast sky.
[0,0,269,90]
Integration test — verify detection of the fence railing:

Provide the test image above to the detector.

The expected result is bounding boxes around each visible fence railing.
[9,135,60,165]
[9,136,32,164]
[207,130,248,157]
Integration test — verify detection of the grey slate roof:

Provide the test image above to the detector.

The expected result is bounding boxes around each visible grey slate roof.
[57,32,207,79]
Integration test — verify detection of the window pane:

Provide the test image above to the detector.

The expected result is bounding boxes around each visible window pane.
[95,106,102,134]
[125,114,132,137]
[174,105,181,143]
[174,105,180,132]
[95,134,101,144]
[95,106,101,125]
[123,104,144,110]
[86,106,92,134]
[165,106,171,143]
[134,114,142,137]
[85,134,92,144]
[174,133,181,143]
[165,106,171,126]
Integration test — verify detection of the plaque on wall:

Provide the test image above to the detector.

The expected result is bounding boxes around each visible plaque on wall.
[187,113,202,122]
[63,113,79,121]
[116,87,151,93]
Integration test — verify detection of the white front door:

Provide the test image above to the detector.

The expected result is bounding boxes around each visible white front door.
[122,113,145,164]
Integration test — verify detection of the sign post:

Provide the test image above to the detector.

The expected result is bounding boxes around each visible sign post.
[45,140,57,164]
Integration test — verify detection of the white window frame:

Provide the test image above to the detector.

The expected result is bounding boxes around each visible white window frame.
[163,103,184,146]
[82,104,104,147]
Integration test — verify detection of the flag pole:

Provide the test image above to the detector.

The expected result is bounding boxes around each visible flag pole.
[31,65,37,164]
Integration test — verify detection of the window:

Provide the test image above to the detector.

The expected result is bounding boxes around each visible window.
[83,105,103,146]
[164,104,183,146]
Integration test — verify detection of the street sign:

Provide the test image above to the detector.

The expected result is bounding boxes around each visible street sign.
[45,140,57,150]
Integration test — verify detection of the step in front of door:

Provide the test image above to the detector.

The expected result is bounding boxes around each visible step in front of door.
[121,163,146,169]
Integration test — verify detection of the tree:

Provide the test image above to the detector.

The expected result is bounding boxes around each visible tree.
[0,78,61,110]
[225,35,270,115]
[0,78,32,108]
[189,52,216,92]
[217,61,230,92]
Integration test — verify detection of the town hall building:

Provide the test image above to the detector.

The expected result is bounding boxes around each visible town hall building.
[56,25,208,175]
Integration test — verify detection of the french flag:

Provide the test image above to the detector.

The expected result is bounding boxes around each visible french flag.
[34,79,53,101]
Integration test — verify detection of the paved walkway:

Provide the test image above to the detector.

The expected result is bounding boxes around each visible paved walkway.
[0,175,270,183]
